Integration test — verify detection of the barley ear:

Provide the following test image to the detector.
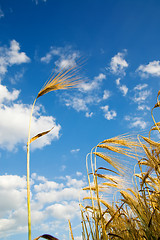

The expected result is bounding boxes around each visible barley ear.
[37,65,82,98]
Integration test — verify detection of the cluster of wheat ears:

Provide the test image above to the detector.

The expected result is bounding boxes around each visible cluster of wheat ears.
[26,65,160,240]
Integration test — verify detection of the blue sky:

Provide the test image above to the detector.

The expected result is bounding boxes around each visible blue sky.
[0,0,160,239]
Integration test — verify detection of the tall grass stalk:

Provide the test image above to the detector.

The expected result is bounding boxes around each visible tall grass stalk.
[27,65,82,240]
[27,98,37,240]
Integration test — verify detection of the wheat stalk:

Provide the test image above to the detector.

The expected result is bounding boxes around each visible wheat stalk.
[27,64,82,240]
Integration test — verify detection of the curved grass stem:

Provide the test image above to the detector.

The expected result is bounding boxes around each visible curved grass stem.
[27,98,37,240]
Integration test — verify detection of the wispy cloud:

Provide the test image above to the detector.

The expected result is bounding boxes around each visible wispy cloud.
[79,73,106,92]
[62,91,104,117]
[131,83,151,112]
[137,105,150,111]
[115,78,128,96]
[133,90,151,102]
[64,95,89,112]
[60,165,66,172]
[109,50,128,76]
[85,112,93,118]
[9,69,25,84]
[101,105,117,120]
[76,171,82,177]
[133,83,151,104]
[119,85,128,96]
[134,83,148,91]
[41,46,80,69]
[0,40,30,76]
[70,148,80,153]
[0,8,4,18]
[34,0,47,5]
[137,60,160,78]
[125,116,147,129]
[103,90,111,100]
[116,78,121,85]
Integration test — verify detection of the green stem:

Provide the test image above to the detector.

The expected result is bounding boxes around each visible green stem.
[27,98,37,240]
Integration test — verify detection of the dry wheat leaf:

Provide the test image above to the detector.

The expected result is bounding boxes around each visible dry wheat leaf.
[157,90,160,101]
[33,234,59,240]
[28,127,54,145]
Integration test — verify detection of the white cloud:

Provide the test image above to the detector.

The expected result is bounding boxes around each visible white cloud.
[35,187,81,204]
[32,173,47,182]
[119,85,128,96]
[137,105,150,111]
[65,96,89,112]
[34,181,64,192]
[109,50,128,75]
[45,202,79,220]
[116,78,121,85]
[132,83,152,111]
[60,165,66,171]
[56,52,79,69]
[41,46,80,69]
[125,116,147,129]
[0,40,30,76]
[34,0,47,4]
[103,90,110,100]
[134,83,148,91]
[66,176,86,188]
[94,73,106,81]
[101,105,117,120]
[133,84,151,103]
[76,171,82,177]
[115,78,128,96]
[0,84,20,103]
[131,118,147,129]
[0,8,4,18]
[63,92,103,116]
[75,237,82,240]
[62,85,104,117]
[0,84,61,151]
[8,40,30,65]
[85,112,93,118]
[41,47,61,63]
[0,173,85,238]
[9,69,25,84]
[71,148,80,153]
[0,175,27,237]
[0,175,26,190]
[137,60,160,77]
[79,73,106,92]
[134,90,151,103]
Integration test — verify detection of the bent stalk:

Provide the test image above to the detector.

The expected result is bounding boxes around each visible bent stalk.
[26,64,81,240]
[27,98,37,240]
